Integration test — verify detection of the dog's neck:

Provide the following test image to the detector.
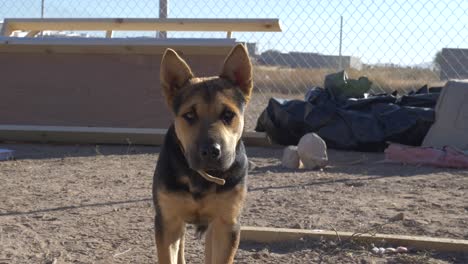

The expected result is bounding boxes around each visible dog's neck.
[167,125,246,179]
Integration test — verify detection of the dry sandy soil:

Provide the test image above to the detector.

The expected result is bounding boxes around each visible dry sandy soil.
[0,143,467,264]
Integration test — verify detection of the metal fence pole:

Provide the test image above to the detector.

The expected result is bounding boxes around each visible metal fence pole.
[159,0,167,39]
[339,15,343,70]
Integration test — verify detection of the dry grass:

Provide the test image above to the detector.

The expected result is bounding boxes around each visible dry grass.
[253,65,443,95]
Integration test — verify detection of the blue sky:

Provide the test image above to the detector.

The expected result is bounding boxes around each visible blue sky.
[1,0,467,65]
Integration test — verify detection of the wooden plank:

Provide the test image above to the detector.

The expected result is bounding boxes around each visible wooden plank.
[0,43,234,55]
[242,131,273,147]
[0,125,271,147]
[0,125,166,145]
[0,37,237,55]
[0,23,13,36]
[25,30,40,37]
[3,18,281,33]
[240,226,468,253]
[0,37,237,46]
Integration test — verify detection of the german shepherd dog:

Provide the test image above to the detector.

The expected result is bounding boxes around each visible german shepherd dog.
[153,44,252,264]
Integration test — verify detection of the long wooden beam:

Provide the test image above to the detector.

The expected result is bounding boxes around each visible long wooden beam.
[240,226,468,253]
[0,125,272,147]
[0,37,236,55]
[1,18,281,36]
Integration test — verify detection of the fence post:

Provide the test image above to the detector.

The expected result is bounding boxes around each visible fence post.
[339,15,343,70]
[159,0,167,38]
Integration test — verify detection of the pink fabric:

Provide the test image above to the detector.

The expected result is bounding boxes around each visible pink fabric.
[384,143,468,169]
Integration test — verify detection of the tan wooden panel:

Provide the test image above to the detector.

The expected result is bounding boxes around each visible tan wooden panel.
[0,50,228,129]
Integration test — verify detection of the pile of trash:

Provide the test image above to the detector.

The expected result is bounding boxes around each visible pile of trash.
[256,71,439,152]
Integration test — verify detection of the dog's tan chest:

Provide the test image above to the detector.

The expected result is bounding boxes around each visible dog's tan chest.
[157,184,246,225]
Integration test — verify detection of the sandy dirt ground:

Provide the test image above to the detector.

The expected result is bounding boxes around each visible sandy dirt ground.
[0,143,467,264]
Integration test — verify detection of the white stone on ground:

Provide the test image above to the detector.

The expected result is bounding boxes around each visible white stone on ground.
[281,145,303,169]
[297,133,328,169]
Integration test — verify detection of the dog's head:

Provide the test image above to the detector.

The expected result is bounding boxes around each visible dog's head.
[160,44,253,172]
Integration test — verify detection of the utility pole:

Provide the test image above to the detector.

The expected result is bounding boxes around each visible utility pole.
[159,0,167,38]
[339,15,343,70]
[41,0,45,18]
[39,0,45,37]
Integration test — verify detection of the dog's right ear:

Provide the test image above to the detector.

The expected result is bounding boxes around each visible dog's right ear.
[160,49,194,108]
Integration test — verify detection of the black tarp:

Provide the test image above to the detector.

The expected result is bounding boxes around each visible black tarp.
[255,75,440,152]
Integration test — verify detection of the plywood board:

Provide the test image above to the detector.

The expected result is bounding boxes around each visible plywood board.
[423,80,468,150]
[0,50,228,128]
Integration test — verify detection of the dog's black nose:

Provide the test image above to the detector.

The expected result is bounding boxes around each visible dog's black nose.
[200,143,221,159]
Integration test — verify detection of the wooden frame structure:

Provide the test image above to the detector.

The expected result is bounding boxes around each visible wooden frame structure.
[240,226,468,253]
[0,18,281,38]
[0,18,281,145]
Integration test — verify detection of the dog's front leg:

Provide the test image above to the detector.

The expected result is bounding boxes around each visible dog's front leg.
[206,219,240,264]
[155,213,186,264]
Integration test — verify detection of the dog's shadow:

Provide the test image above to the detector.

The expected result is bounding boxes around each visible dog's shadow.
[239,239,310,254]
[238,237,330,257]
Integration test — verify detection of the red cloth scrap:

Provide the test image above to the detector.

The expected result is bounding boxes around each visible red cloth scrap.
[384,143,468,169]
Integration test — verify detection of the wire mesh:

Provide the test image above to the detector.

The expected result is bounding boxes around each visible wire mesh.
[1,0,467,130]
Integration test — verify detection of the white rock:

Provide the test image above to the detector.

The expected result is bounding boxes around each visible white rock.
[396,246,408,253]
[378,247,386,255]
[281,146,303,169]
[297,133,328,169]
[371,247,379,254]
[385,247,397,254]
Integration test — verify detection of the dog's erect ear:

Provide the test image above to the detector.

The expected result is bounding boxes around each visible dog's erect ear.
[220,44,253,101]
[160,48,194,107]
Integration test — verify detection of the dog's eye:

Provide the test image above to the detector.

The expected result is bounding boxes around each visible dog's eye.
[182,111,197,123]
[221,109,235,125]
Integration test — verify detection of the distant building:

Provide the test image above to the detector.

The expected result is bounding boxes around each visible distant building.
[256,50,362,70]
[245,42,258,56]
[439,48,468,80]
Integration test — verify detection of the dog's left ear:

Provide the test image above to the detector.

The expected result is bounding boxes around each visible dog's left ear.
[220,44,253,102]
[160,48,194,108]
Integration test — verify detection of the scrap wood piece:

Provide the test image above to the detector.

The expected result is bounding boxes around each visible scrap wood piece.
[240,226,468,253]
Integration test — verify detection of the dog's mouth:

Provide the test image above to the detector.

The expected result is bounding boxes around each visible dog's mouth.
[187,151,234,172]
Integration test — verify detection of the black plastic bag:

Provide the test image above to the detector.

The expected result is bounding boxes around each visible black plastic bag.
[255,88,437,152]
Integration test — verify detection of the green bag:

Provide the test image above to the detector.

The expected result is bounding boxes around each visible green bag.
[325,70,372,100]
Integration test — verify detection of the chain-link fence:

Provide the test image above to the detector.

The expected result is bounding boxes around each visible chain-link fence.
[1,0,467,130]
